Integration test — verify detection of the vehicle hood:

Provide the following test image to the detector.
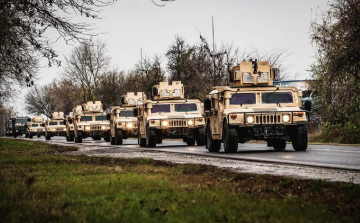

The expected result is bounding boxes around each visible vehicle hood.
[223,106,302,115]
[147,114,203,120]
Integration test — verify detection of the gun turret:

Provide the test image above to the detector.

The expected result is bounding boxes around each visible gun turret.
[231,60,280,87]
[152,81,186,100]
[32,116,44,123]
[51,112,64,120]
[82,101,103,113]
[121,92,146,107]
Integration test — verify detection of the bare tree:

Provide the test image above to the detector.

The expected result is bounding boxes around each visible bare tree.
[63,39,110,101]
[96,70,126,107]
[25,85,55,118]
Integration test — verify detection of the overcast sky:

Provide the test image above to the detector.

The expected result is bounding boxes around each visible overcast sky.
[11,0,329,115]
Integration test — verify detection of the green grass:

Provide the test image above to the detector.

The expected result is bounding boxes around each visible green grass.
[0,138,359,222]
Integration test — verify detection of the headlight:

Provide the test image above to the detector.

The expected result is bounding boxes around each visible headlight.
[52,128,55,131]
[282,114,290,123]
[126,123,133,128]
[162,121,168,127]
[63,128,66,131]
[187,120,194,126]
[85,126,90,130]
[246,116,254,124]
[101,125,105,130]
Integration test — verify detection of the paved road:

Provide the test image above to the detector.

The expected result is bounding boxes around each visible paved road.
[17,136,360,171]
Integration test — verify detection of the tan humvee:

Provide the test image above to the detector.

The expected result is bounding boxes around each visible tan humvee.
[137,81,206,147]
[204,60,311,153]
[107,92,146,145]
[28,116,45,139]
[65,105,83,141]
[73,101,110,143]
[45,112,66,140]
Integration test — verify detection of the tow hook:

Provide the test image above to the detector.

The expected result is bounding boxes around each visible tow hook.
[264,128,268,139]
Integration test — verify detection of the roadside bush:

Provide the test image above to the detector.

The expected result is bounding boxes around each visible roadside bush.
[321,119,360,144]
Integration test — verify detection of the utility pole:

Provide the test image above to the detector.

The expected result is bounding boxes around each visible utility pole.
[140,48,143,64]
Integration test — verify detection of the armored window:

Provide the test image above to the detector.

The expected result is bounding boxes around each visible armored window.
[172,89,181,97]
[49,122,58,126]
[242,72,254,83]
[119,111,134,117]
[40,124,45,127]
[175,103,197,112]
[31,124,39,127]
[151,104,171,113]
[161,90,170,97]
[128,98,135,105]
[80,116,93,121]
[262,92,293,104]
[95,116,107,121]
[15,119,27,124]
[230,93,256,105]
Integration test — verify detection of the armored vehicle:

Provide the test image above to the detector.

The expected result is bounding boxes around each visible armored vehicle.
[5,119,13,137]
[12,116,31,138]
[28,116,45,138]
[45,112,66,140]
[137,81,206,147]
[73,101,110,143]
[107,92,146,145]
[204,60,311,153]
[65,108,79,142]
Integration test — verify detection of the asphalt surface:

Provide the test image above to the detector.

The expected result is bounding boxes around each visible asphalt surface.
[19,135,360,171]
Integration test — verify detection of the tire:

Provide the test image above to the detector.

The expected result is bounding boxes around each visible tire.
[25,133,29,138]
[105,133,110,142]
[138,132,146,147]
[186,138,195,146]
[223,124,239,153]
[110,137,116,145]
[13,133,17,138]
[292,125,308,151]
[273,139,286,151]
[46,134,51,140]
[146,127,156,147]
[75,132,83,143]
[196,128,206,146]
[206,123,221,152]
[70,133,74,141]
[156,134,163,144]
[115,130,123,145]
[29,134,33,139]
[37,135,40,138]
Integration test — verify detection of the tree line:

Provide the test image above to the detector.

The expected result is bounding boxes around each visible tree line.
[25,36,290,117]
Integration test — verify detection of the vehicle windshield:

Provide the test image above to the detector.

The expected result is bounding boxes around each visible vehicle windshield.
[262,92,293,104]
[32,124,39,127]
[119,111,134,117]
[95,116,107,121]
[230,93,256,105]
[151,104,171,113]
[175,103,198,112]
[15,119,28,124]
[80,116,93,121]
[49,122,58,126]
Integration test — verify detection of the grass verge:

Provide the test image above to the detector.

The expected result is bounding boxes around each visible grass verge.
[0,138,359,222]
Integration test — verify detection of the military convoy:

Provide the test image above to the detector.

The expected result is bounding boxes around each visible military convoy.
[45,112,66,140]
[27,116,45,138]
[5,60,311,153]
[73,101,110,143]
[107,92,146,145]
[204,60,310,153]
[137,81,206,147]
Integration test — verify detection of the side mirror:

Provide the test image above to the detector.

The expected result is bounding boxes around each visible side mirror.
[133,108,139,117]
[304,100,312,112]
[103,104,107,110]
[273,68,280,81]
[152,87,158,97]
[68,119,73,124]
[121,97,125,105]
[106,114,111,120]
[204,98,211,111]
[27,118,31,121]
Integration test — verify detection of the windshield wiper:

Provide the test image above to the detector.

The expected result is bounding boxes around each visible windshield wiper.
[175,100,188,112]
[265,87,279,103]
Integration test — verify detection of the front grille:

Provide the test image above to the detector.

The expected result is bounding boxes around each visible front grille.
[254,114,281,124]
[91,125,109,130]
[169,120,187,127]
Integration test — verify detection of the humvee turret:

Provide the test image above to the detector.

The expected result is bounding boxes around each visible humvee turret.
[73,101,110,143]
[28,116,45,138]
[107,92,146,145]
[45,112,66,140]
[204,60,311,153]
[12,116,31,138]
[137,81,206,147]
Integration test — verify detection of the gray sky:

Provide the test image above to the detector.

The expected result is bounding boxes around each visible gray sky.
[11,0,329,115]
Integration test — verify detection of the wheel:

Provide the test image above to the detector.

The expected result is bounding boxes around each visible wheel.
[105,133,110,142]
[29,134,33,139]
[110,137,116,145]
[146,127,156,147]
[13,133,17,138]
[37,135,40,138]
[273,139,286,151]
[115,130,123,145]
[138,132,146,147]
[75,132,83,143]
[156,134,163,144]
[292,125,308,151]
[25,133,29,138]
[46,134,51,140]
[206,123,221,152]
[186,138,195,146]
[196,128,206,146]
[223,124,239,153]
[70,133,74,141]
